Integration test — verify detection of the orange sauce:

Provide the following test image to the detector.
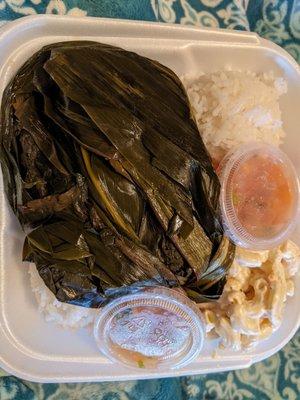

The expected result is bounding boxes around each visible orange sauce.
[109,344,159,369]
[231,154,294,238]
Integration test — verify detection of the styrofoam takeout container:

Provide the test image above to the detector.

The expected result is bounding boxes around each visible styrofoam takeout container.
[0,15,299,383]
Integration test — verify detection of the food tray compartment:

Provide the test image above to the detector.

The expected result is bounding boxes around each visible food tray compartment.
[0,15,299,382]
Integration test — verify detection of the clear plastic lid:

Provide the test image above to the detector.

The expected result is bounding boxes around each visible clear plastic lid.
[94,287,204,370]
[219,143,300,250]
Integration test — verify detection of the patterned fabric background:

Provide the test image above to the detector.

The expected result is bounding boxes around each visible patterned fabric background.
[0,1,299,399]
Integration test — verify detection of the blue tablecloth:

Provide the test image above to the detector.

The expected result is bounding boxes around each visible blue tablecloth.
[0,1,299,399]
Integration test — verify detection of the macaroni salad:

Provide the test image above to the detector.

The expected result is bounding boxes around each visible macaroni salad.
[199,241,300,350]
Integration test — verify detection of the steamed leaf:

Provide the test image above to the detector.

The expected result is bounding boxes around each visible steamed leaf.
[0,41,235,308]
[44,56,194,228]
[81,148,142,240]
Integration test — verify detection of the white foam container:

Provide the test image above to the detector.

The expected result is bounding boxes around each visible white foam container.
[0,15,299,383]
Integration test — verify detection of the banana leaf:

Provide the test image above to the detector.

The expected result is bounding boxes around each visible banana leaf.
[44,56,195,228]
[23,216,178,306]
[81,149,143,240]
[33,64,117,160]
[0,41,235,308]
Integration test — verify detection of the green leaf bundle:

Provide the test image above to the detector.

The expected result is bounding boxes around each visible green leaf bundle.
[0,42,235,308]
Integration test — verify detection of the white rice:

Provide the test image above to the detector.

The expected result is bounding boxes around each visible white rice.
[182,70,287,161]
[29,264,98,329]
[29,69,288,330]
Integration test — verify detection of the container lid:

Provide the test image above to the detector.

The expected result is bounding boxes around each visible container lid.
[93,287,204,370]
[219,143,300,250]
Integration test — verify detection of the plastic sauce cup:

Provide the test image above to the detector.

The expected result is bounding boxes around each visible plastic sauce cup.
[94,287,204,370]
[218,143,300,250]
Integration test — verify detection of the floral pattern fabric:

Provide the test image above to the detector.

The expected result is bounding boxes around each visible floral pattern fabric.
[0,1,300,399]
[0,0,299,61]
[0,331,300,399]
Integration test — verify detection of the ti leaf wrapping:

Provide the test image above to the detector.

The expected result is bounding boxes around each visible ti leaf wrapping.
[0,42,235,308]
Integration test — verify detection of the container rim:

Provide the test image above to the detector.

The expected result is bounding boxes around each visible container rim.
[93,287,205,371]
[219,142,300,250]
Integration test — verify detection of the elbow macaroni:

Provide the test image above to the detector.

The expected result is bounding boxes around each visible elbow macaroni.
[199,240,300,351]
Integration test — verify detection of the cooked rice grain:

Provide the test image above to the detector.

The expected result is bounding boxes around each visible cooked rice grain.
[29,264,98,329]
[182,71,287,161]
